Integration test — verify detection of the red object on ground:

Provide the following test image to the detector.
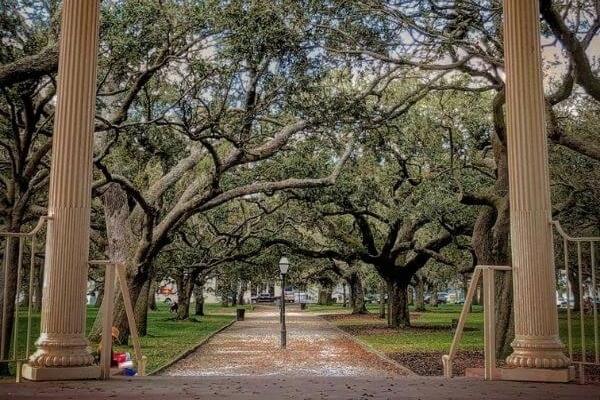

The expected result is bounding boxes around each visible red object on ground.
[112,352,127,366]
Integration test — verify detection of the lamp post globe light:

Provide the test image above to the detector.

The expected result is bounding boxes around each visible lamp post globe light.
[279,257,290,349]
[279,257,289,274]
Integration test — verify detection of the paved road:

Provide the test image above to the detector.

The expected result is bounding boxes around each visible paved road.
[3,375,600,400]
[160,305,411,377]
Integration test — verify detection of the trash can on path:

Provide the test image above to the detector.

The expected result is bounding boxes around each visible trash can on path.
[236,308,245,321]
[300,302,307,310]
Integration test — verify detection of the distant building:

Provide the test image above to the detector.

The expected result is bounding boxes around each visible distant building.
[86,278,353,306]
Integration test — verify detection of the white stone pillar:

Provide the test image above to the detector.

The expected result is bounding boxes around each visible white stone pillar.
[23,0,101,381]
[503,0,569,369]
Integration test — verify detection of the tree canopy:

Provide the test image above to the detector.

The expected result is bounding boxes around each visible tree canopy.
[0,0,598,362]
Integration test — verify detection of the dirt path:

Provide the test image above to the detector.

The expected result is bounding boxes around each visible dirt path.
[160,305,412,377]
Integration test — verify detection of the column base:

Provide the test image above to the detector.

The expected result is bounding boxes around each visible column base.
[21,363,101,381]
[465,366,575,383]
[507,336,570,369]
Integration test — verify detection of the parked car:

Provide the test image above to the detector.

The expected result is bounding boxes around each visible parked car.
[365,294,377,304]
[256,292,274,303]
[425,292,448,304]
[437,292,449,304]
[558,299,574,309]
[294,292,308,303]
[365,293,387,303]
[284,290,295,303]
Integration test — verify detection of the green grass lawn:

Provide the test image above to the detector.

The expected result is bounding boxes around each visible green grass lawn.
[6,301,595,378]
[8,302,240,375]
[308,303,597,356]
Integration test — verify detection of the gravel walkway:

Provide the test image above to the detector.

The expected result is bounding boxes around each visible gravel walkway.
[160,305,412,377]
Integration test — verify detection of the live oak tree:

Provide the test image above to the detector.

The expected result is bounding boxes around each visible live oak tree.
[325,0,600,355]
[0,3,57,371]
[292,257,368,313]
[157,200,285,320]
[329,260,368,314]
[0,0,197,366]
[265,97,476,327]
[2,0,599,363]
[89,0,373,340]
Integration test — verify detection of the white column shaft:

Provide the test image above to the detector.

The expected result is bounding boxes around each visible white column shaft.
[503,0,568,369]
[29,0,100,369]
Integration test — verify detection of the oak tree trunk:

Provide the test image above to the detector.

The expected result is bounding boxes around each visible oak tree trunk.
[0,235,20,375]
[318,286,333,305]
[194,284,205,316]
[230,290,237,306]
[148,279,157,311]
[221,292,229,307]
[472,281,480,305]
[567,269,581,312]
[20,277,29,307]
[469,110,513,358]
[347,272,367,314]
[95,282,104,308]
[414,277,426,312]
[388,280,410,328]
[133,275,152,336]
[461,273,472,313]
[378,281,386,319]
[348,271,368,314]
[33,262,44,312]
[237,280,246,306]
[430,285,439,307]
[175,275,194,320]
[89,184,139,343]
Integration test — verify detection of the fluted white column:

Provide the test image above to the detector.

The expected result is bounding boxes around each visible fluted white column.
[23,0,100,380]
[503,0,569,369]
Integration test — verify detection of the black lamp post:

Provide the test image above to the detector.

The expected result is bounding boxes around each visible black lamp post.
[279,256,289,349]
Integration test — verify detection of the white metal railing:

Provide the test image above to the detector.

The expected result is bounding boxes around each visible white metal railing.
[0,216,50,382]
[553,220,600,384]
[90,260,146,379]
[442,264,511,380]
[0,216,145,382]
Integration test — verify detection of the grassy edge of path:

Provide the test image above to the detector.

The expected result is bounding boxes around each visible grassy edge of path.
[307,303,595,354]
[307,304,485,353]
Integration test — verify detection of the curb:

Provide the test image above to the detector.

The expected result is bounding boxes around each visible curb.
[316,313,416,376]
[149,318,237,376]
